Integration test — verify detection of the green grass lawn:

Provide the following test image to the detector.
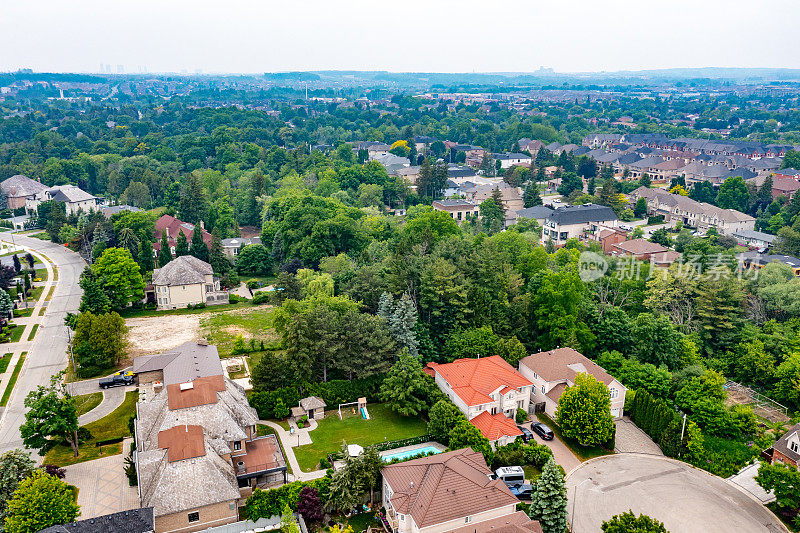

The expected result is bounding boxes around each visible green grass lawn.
[342,511,378,533]
[292,404,428,472]
[0,352,26,406]
[14,307,33,318]
[200,305,278,356]
[74,392,103,417]
[44,390,137,466]
[27,324,38,341]
[522,465,542,484]
[34,267,47,281]
[28,286,43,301]
[535,413,613,462]
[45,286,55,301]
[0,353,11,373]
[29,232,50,241]
[119,301,252,319]
[3,323,25,344]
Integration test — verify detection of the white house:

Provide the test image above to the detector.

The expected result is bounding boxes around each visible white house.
[152,256,228,310]
[493,153,532,169]
[27,184,102,215]
[540,204,619,246]
[518,347,626,419]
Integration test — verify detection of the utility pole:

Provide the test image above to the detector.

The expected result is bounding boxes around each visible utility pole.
[679,413,687,457]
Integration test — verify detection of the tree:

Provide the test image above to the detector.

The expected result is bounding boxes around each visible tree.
[271,230,286,264]
[11,255,20,274]
[639,173,652,188]
[158,230,172,267]
[716,176,750,212]
[72,312,128,378]
[447,419,491,458]
[209,228,230,275]
[138,239,154,274]
[420,257,469,336]
[236,244,272,276]
[24,254,34,271]
[4,470,80,533]
[634,197,648,218]
[389,293,419,357]
[555,373,615,447]
[528,457,568,533]
[190,227,209,263]
[119,181,150,208]
[0,450,35,528]
[427,400,464,443]
[92,247,144,311]
[296,486,323,523]
[480,198,505,234]
[649,228,671,247]
[782,149,800,170]
[379,351,430,416]
[602,511,668,533]
[175,231,189,257]
[78,268,110,314]
[557,172,582,197]
[19,372,79,457]
[756,461,800,513]
[630,313,683,369]
[524,184,543,208]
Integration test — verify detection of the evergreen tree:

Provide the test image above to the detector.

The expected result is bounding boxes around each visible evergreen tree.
[378,351,430,416]
[271,230,285,264]
[117,227,140,260]
[639,172,652,188]
[491,187,507,219]
[528,458,568,533]
[190,227,209,263]
[78,268,111,314]
[175,231,189,257]
[587,176,596,196]
[389,293,419,357]
[0,289,12,326]
[536,166,546,182]
[11,255,20,274]
[417,158,434,198]
[523,184,543,208]
[377,292,395,322]
[138,239,154,274]
[209,229,230,274]
[158,231,172,267]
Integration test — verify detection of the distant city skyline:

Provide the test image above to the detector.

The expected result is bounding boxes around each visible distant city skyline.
[2,0,798,74]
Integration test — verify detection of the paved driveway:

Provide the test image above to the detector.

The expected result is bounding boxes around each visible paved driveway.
[520,421,580,473]
[566,454,787,533]
[63,439,139,519]
[614,417,663,455]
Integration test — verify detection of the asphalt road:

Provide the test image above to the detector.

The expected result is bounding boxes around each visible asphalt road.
[566,454,787,533]
[0,234,85,456]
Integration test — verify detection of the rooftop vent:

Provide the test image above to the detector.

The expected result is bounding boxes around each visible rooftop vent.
[197,338,208,346]
[179,382,194,391]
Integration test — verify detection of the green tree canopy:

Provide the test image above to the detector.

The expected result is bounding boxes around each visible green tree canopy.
[4,470,80,533]
[555,373,615,447]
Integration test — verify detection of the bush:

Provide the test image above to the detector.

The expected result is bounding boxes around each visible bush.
[647,215,664,225]
[229,294,248,304]
[319,457,331,469]
[252,291,271,305]
[516,408,527,423]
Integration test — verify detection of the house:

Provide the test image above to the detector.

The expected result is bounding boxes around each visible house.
[432,200,479,224]
[733,230,775,251]
[771,177,800,201]
[513,205,553,227]
[585,226,628,254]
[39,508,155,533]
[152,256,228,310]
[425,356,532,447]
[27,184,102,215]
[518,347,626,419]
[739,252,800,276]
[381,448,541,533]
[493,153,532,169]
[540,204,619,246]
[0,174,49,210]
[611,238,667,260]
[101,205,142,219]
[220,237,261,260]
[134,342,287,533]
[153,214,212,259]
[394,166,421,185]
[291,396,326,421]
[769,423,800,468]
[462,183,523,225]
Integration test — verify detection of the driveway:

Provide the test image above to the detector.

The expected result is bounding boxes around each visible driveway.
[728,461,775,505]
[566,454,787,533]
[63,438,139,519]
[520,421,580,472]
[614,417,663,455]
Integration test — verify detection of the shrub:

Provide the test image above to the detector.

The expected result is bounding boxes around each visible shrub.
[516,407,527,423]
[252,291,271,305]
[229,294,248,304]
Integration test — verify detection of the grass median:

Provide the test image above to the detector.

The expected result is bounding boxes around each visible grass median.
[0,352,27,406]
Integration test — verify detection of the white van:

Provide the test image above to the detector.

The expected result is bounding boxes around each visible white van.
[495,466,525,487]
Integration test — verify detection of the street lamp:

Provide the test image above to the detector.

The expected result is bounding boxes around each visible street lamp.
[570,477,593,532]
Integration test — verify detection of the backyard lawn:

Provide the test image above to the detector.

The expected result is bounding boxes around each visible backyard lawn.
[74,392,103,417]
[45,390,137,466]
[292,404,428,472]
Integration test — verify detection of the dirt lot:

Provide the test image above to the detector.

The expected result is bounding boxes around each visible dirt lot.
[126,315,201,357]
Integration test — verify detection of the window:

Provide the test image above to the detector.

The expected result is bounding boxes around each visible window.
[233,441,242,451]
[188,512,200,523]
[610,388,619,399]
[541,385,545,394]
[465,516,472,524]
[792,441,798,453]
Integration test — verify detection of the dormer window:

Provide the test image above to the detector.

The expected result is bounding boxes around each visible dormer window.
[791,441,798,453]
[233,441,242,451]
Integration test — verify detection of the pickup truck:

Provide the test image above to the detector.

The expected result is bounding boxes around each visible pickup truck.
[98,374,134,389]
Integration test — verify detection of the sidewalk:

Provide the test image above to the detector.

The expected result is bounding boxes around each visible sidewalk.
[259,419,327,482]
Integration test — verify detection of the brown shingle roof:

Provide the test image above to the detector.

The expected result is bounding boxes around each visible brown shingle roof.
[773,423,800,464]
[447,511,542,533]
[613,238,668,256]
[158,425,205,462]
[519,348,616,387]
[382,448,517,529]
[166,375,226,410]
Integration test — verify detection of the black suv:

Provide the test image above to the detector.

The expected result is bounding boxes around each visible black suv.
[530,422,554,441]
[98,374,134,389]
[517,425,534,443]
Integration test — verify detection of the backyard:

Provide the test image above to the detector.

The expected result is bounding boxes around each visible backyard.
[44,390,137,466]
[200,305,279,357]
[292,403,428,472]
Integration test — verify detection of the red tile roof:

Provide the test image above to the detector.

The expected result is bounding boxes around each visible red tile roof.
[470,411,523,442]
[166,375,226,410]
[427,356,532,407]
[153,214,212,252]
[158,425,205,462]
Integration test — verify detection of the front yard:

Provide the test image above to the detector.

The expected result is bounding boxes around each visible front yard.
[292,404,428,472]
[536,413,613,462]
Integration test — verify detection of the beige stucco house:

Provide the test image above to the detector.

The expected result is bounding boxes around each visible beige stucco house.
[152,256,228,310]
[518,347,626,419]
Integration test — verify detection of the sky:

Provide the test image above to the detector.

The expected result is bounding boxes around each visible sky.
[2,0,798,74]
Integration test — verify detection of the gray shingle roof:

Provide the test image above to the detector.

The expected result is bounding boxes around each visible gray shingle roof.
[152,255,213,286]
[39,508,155,533]
[132,341,223,386]
[46,185,97,203]
[515,206,553,220]
[547,204,618,225]
[0,174,48,198]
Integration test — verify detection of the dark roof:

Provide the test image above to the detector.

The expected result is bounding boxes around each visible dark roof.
[39,508,155,533]
[774,423,800,464]
[516,206,553,220]
[547,204,619,225]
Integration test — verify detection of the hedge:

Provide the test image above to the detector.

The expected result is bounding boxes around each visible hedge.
[629,389,696,459]
[370,435,433,452]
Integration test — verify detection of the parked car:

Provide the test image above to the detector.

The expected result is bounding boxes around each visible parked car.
[531,422,554,441]
[494,466,525,487]
[99,374,134,389]
[509,483,533,500]
[517,425,534,443]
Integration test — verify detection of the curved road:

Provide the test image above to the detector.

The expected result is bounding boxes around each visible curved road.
[0,234,84,455]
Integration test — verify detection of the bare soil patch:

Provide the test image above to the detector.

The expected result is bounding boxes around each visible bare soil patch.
[126,315,201,357]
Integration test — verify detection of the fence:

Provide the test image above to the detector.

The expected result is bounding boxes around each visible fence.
[724,380,788,423]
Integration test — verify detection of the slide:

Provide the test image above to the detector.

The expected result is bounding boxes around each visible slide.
[360,406,370,420]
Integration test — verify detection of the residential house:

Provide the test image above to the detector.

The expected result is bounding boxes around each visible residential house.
[152,256,228,310]
[394,166,421,186]
[585,226,628,254]
[40,508,155,533]
[512,205,553,227]
[583,134,623,149]
[220,237,261,260]
[518,347,626,419]
[611,238,681,267]
[101,205,142,219]
[381,448,541,533]
[153,214,212,260]
[0,174,49,210]
[732,230,775,251]
[540,204,619,247]
[432,200,479,224]
[773,168,800,181]
[425,356,532,447]
[493,153,532,169]
[134,342,287,533]
[27,184,102,215]
[518,139,545,155]
[739,252,800,276]
[413,136,437,154]
[769,423,800,468]
[771,177,800,201]
[462,183,523,226]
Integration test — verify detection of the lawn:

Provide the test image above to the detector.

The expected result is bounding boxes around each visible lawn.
[522,465,542,484]
[45,286,56,301]
[3,324,25,344]
[200,305,279,356]
[13,307,33,318]
[28,286,43,301]
[0,352,26,406]
[44,390,137,467]
[0,353,11,373]
[292,404,428,472]
[27,324,38,341]
[535,413,613,462]
[74,392,103,417]
[29,232,50,241]
[119,301,251,319]
[256,424,293,475]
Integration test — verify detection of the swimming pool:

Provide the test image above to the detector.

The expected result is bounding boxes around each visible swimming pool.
[381,445,442,462]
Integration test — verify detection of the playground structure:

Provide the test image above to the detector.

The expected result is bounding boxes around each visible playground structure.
[724,380,789,423]
[338,397,370,420]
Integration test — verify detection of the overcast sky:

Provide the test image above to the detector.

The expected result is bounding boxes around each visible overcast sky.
[2,0,797,74]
